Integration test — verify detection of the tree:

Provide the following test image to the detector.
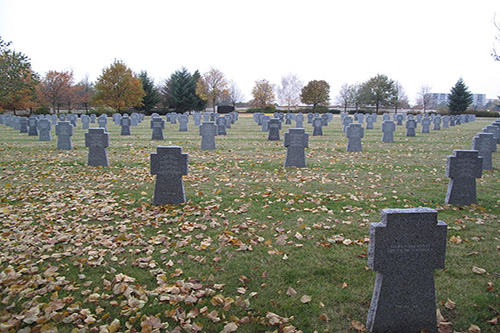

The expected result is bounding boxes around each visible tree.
[250,79,275,111]
[300,80,330,112]
[277,73,303,110]
[447,78,473,114]
[493,16,500,61]
[196,68,228,112]
[162,67,206,112]
[73,74,94,114]
[36,70,74,114]
[93,60,145,112]
[391,81,410,113]
[359,74,396,113]
[336,83,357,112]
[137,71,160,113]
[221,80,245,108]
[416,85,433,112]
[0,37,39,113]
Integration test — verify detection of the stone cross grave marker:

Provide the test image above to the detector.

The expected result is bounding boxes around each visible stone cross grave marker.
[483,125,500,144]
[268,118,281,141]
[342,116,353,132]
[120,114,131,135]
[178,114,188,132]
[445,150,483,205]
[396,114,404,125]
[365,114,374,129]
[284,128,308,167]
[421,117,430,133]
[200,122,217,150]
[151,116,165,140]
[405,119,416,137]
[81,114,90,129]
[19,117,28,133]
[295,113,304,128]
[193,112,201,126]
[312,117,323,136]
[307,113,314,124]
[216,117,227,135]
[381,120,395,143]
[55,121,74,150]
[38,118,52,141]
[261,116,270,132]
[85,128,110,167]
[28,117,38,136]
[366,208,447,333]
[433,117,441,130]
[150,146,188,205]
[442,115,450,128]
[346,123,364,152]
[472,132,496,171]
[90,114,96,123]
[98,115,108,131]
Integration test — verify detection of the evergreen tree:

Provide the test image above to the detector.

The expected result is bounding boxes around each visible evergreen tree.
[162,68,206,112]
[447,78,473,115]
[138,71,160,113]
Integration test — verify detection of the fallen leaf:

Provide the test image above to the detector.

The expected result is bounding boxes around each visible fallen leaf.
[468,324,481,333]
[300,295,312,303]
[472,266,487,275]
[286,287,297,297]
[351,319,366,331]
[445,299,456,309]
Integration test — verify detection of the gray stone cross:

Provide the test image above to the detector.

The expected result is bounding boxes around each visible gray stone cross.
[445,150,483,205]
[85,128,110,167]
[366,208,447,332]
[150,146,188,205]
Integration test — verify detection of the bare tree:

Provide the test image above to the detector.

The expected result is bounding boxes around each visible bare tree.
[492,15,500,61]
[196,67,228,112]
[223,80,245,108]
[277,73,303,111]
[391,81,410,114]
[336,83,352,112]
[416,85,433,113]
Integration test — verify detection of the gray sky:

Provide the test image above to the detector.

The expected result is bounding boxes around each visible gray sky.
[1,0,499,105]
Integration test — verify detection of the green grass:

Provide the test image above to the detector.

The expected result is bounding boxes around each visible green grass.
[0,114,498,332]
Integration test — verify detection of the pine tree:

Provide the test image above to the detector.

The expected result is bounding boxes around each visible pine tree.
[162,68,206,112]
[138,71,160,114]
[447,78,473,115]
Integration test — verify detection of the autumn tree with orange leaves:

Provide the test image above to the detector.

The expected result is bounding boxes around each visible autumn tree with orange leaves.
[93,60,145,112]
[36,70,75,114]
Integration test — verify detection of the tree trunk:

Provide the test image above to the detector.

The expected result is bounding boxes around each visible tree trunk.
[213,98,216,113]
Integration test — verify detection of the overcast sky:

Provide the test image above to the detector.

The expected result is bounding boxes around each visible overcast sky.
[1,0,499,105]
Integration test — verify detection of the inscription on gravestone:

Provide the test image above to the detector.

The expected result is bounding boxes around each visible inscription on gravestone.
[366,208,447,333]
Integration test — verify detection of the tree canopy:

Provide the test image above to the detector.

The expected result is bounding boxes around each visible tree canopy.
[300,80,330,111]
[196,68,228,112]
[250,79,275,110]
[36,70,74,114]
[162,68,206,112]
[0,37,39,113]
[447,78,473,114]
[359,74,396,113]
[93,60,145,112]
[137,71,160,113]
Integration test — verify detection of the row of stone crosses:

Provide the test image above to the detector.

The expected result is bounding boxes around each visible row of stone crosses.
[0,111,240,151]
[253,111,478,151]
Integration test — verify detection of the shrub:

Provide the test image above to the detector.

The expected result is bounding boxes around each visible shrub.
[88,107,115,117]
[465,110,499,117]
[33,107,51,115]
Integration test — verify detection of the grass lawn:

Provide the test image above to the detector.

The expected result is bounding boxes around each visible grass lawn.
[0,114,498,332]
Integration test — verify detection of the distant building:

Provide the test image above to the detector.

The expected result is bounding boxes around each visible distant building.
[426,93,487,109]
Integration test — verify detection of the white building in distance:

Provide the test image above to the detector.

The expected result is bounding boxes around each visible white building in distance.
[426,93,486,109]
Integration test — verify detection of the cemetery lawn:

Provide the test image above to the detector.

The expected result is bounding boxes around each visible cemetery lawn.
[0,114,498,332]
